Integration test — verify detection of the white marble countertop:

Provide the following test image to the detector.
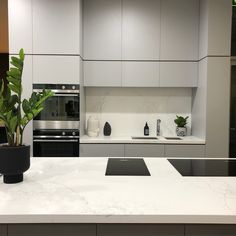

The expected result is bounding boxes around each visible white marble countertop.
[0,157,236,224]
[80,135,205,144]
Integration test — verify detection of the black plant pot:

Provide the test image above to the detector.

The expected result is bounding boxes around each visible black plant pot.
[0,145,30,184]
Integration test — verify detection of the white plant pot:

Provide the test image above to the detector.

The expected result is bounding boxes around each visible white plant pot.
[176,127,187,136]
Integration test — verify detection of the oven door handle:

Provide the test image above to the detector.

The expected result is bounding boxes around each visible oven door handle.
[33,135,80,138]
[33,89,80,94]
[33,139,78,143]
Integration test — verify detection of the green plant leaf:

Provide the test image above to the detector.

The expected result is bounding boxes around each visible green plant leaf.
[7,76,20,87]
[8,83,20,95]
[10,56,23,70]
[27,113,33,120]
[19,48,25,61]
[7,69,21,80]
[22,99,30,114]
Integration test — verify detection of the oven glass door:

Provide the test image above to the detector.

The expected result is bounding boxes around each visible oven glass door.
[33,139,79,157]
[34,94,79,121]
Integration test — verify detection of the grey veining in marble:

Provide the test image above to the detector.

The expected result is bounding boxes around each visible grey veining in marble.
[0,158,236,224]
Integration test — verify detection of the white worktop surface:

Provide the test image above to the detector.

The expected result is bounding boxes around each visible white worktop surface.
[0,157,236,224]
[80,135,205,144]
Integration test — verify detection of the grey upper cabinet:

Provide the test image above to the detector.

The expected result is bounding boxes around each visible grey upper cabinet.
[122,0,161,60]
[83,0,122,60]
[8,0,33,54]
[32,0,80,55]
[160,0,199,60]
[122,62,159,87]
[33,56,80,84]
[125,144,165,157]
[160,62,198,87]
[84,61,122,87]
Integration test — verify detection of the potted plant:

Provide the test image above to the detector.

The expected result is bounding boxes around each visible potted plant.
[0,49,53,184]
[174,115,189,136]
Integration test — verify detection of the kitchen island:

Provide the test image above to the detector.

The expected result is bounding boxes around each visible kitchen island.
[0,157,236,235]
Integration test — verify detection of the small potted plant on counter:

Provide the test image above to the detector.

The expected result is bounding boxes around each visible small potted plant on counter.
[0,49,53,184]
[174,115,189,137]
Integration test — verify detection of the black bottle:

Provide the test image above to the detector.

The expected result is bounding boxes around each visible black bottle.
[144,122,149,136]
[103,122,112,136]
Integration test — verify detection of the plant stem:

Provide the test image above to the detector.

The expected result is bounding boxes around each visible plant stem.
[16,125,20,146]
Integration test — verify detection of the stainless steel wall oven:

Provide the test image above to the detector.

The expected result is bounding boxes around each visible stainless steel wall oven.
[33,84,80,157]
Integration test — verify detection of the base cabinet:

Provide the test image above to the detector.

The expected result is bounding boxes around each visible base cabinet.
[80,144,124,157]
[97,224,184,236]
[125,144,164,157]
[80,144,205,157]
[165,145,205,157]
[0,225,7,236]
[185,225,236,236]
[7,224,96,236]
[2,224,236,236]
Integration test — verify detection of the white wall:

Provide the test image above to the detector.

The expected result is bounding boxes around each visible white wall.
[85,88,192,137]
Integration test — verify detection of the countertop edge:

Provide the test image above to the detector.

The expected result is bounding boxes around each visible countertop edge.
[80,136,206,145]
[0,215,236,224]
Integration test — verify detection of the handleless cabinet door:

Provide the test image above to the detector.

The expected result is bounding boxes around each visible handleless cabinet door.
[185,225,236,236]
[160,0,199,60]
[8,224,96,236]
[32,0,80,54]
[160,62,198,87]
[84,61,122,87]
[0,225,7,236]
[125,144,164,157]
[83,0,122,60]
[165,145,205,157]
[97,224,184,236]
[8,0,32,54]
[122,0,161,60]
[80,144,124,157]
[122,62,159,87]
[33,56,80,84]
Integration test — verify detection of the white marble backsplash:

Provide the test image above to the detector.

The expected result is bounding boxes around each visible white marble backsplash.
[85,87,192,137]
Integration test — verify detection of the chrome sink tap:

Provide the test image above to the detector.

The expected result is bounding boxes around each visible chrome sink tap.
[157,119,161,136]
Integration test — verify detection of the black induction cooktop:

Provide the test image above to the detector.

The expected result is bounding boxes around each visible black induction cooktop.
[168,159,236,176]
[105,158,151,176]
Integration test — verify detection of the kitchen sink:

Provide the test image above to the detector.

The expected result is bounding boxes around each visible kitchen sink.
[164,137,182,140]
[131,136,158,140]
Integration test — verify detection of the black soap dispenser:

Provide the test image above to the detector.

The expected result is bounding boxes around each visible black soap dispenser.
[144,122,149,136]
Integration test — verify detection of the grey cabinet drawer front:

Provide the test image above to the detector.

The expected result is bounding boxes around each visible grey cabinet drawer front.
[8,224,96,236]
[80,144,124,157]
[165,145,205,157]
[185,225,236,236]
[0,225,7,236]
[97,224,184,236]
[125,144,164,157]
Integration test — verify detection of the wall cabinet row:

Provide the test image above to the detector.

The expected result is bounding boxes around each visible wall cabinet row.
[84,61,198,87]
[8,0,82,54]
[2,224,236,236]
[80,144,205,157]
[83,0,199,60]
